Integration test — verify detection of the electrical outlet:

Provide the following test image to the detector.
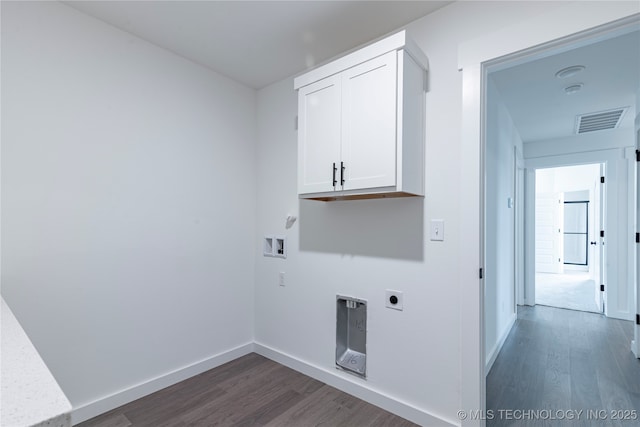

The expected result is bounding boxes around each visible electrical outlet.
[279,272,285,287]
[385,290,403,311]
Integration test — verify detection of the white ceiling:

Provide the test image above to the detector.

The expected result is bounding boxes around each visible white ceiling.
[60,2,638,143]
[490,29,640,143]
[64,1,451,89]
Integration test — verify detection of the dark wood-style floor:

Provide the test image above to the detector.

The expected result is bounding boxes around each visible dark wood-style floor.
[77,353,418,427]
[487,305,640,427]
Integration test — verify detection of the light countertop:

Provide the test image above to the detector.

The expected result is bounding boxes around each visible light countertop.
[1,298,72,427]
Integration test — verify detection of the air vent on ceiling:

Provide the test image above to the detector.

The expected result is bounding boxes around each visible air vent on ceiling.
[575,107,628,134]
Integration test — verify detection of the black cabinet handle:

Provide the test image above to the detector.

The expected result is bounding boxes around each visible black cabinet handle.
[590,241,597,245]
[341,162,345,185]
[332,163,337,187]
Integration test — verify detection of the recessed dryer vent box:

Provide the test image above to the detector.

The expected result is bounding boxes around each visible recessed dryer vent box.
[336,295,367,378]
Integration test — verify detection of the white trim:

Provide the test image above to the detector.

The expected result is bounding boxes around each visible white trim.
[514,147,524,308]
[625,146,637,322]
[523,168,536,306]
[253,342,456,427]
[460,63,485,427]
[458,5,640,70]
[635,110,640,360]
[294,30,428,90]
[71,342,254,425]
[485,313,516,376]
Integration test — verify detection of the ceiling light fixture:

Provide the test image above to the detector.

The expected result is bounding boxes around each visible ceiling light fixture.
[564,84,583,95]
[555,65,586,79]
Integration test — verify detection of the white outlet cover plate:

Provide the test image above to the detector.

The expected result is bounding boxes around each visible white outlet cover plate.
[385,290,403,311]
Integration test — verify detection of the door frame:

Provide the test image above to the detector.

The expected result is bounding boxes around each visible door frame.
[515,151,525,306]
[634,123,640,358]
[459,7,639,425]
[524,158,614,317]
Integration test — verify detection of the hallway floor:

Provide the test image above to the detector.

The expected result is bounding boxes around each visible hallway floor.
[487,305,640,426]
[536,272,600,313]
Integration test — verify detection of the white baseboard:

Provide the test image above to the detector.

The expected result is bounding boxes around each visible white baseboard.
[485,313,516,376]
[71,342,254,425]
[72,342,457,426]
[253,342,456,427]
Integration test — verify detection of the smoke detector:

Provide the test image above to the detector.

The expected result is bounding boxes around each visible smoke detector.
[555,65,586,79]
[564,83,583,95]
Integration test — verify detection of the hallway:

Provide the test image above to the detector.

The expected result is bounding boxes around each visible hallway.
[487,305,640,426]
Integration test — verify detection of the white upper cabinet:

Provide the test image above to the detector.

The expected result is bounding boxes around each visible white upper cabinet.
[294,31,428,201]
[297,74,342,194]
[341,51,397,191]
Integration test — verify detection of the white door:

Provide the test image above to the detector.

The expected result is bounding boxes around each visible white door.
[597,165,607,313]
[341,51,397,191]
[535,192,564,274]
[297,74,342,194]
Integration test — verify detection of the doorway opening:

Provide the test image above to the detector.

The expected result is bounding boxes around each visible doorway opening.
[459,6,640,423]
[534,163,604,314]
[482,18,639,427]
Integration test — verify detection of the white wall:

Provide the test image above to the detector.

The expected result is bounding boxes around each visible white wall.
[253,2,587,425]
[484,77,521,374]
[536,164,600,194]
[3,1,637,425]
[1,1,257,419]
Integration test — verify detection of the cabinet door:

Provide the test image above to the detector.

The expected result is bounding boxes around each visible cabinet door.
[297,74,342,194]
[341,51,397,191]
